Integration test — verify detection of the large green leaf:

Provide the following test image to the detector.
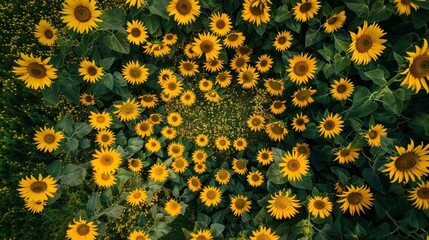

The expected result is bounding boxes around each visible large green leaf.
[98,8,126,31]
[266,163,287,185]
[346,87,378,118]
[60,164,87,187]
[103,32,130,54]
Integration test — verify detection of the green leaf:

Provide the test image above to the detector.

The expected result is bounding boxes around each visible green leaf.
[210,223,225,237]
[211,210,225,224]
[58,39,73,55]
[102,205,124,219]
[346,87,378,118]
[75,122,92,138]
[318,47,333,62]
[331,167,350,184]
[60,164,86,187]
[382,88,405,116]
[98,8,126,31]
[253,208,267,227]
[254,23,267,36]
[362,168,384,193]
[409,112,429,136]
[367,0,392,22]
[274,5,292,22]
[64,139,79,155]
[99,58,115,70]
[61,85,80,104]
[285,18,301,33]
[103,32,130,54]
[101,74,114,90]
[142,15,161,35]
[334,54,351,75]
[42,83,60,105]
[272,147,286,163]
[46,160,62,177]
[334,36,349,53]
[57,115,74,135]
[305,28,325,47]
[363,69,387,86]
[289,174,313,190]
[149,0,169,19]
[345,2,369,17]
[266,163,287,184]
[349,118,364,133]
[86,193,102,216]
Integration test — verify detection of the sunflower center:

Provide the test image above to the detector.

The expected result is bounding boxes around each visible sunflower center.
[172,116,178,122]
[196,152,204,160]
[368,130,378,139]
[200,40,214,53]
[323,120,335,131]
[121,103,135,114]
[30,181,48,193]
[273,101,284,109]
[227,33,239,42]
[234,198,246,209]
[356,35,373,53]
[313,200,325,209]
[327,16,338,25]
[242,72,254,83]
[218,170,228,179]
[395,152,418,171]
[336,84,347,93]
[296,90,311,101]
[287,159,300,171]
[196,236,208,240]
[260,59,268,67]
[236,160,246,169]
[130,67,142,78]
[401,0,411,4]
[256,233,270,240]
[410,56,429,78]
[101,155,113,166]
[176,0,192,15]
[274,196,290,209]
[142,95,153,103]
[183,62,194,71]
[76,224,90,236]
[251,174,260,181]
[271,124,284,135]
[133,192,142,198]
[155,167,164,175]
[299,2,312,13]
[269,81,282,90]
[131,159,140,167]
[238,46,252,55]
[151,115,160,122]
[28,63,47,79]
[101,134,110,142]
[151,141,158,147]
[250,4,264,16]
[236,57,246,68]
[236,140,244,146]
[139,122,149,131]
[74,6,91,23]
[216,20,226,29]
[101,173,110,180]
[347,192,363,205]
[219,139,227,146]
[206,190,217,199]
[191,178,200,186]
[43,133,56,144]
[131,27,141,37]
[277,36,287,44]
[136,236,146,240]
[417,188,429,199]
[210,60,220,67]
[44,30,54,39]
[166,34,174,40]
[175,159,185,168]
[296,118,304,126]
[293,61,309,76]
[218,74,227,82]
[85,95,93,102]
[340,148,350,157]
[96,116,105,123]
[298,146,308,154]
[172,146,181,153]
[168,82,177,91]
[87,66,98,76]
[261,152,269,159]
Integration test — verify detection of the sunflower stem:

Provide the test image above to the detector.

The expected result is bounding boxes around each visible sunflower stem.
[370,72,403,100]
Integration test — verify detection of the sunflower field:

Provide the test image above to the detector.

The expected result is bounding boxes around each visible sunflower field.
[2,0,429,239]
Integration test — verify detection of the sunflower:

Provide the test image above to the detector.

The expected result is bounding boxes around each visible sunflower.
[323,11,346,33]
[125,0,145,8]
[34,19,57,46]
[126,188,148,206]
[233,158,248,175]
[383,139,429,183]
[192,149,208,163]
[215,71,232,87]
[167,112,183,127]
[250,226,279,240]
[257,148,274,166]
[334,181,345,194]
[33,126,64,153]
[122,60,149,84]
[171,157,189,173]
[12,53,57,90]
[293,143,311,158]
[291,113,309,132]
[307,196,333,219]
[200,186,222,207]
[192,32,221,60]
[205,91,221,103]
[230,54,250,72]
[163,33,178,45]
[149,163,169,182]
[89,111,112,130]
[394,0,419,15]
[318,113,344,138]
[267,190,301,219]
[144,42,171,57]
[215,136,230,151]
[66,218,98,240]
[135,120,153,138]
[270,101,286,115]
[204,59,224,73]
[264,79,284,96]
[91,148,122,173]
[279,150,309,182]
[80,93,95,106]
[194,162,207,174]
[247,114,265,132]
[161,92,172,102]
[238,65,259,89]
[149,113,162,125]
[190,229,213,240]
[195,134,209,147]
[335,144,360,164]
[162,126,177,140]
[330,78,354,101]
[292,87,317,108]
[349,21,387,65]
[128,230,151,240]
[408,181,429,210]
[184,43,199,58]
[233,138,248,151]
[162,77,184,98]
[230,195,251,217]
[18,174,57,202]
[242,0,271,26]
[95,129,116,148]
[139,94,158,108]
[247,170,264,187]
[164,199,182,216]
[215,169,231,185]
[126,20,148,45]
[167,142,186,159]
[266,122,288,142]
[287,53,317,85]
[78,60,104,83]
[236,45,254,56]
[209,12,232,36]
[199,79,213,92]
[337,185,374,216]
[401,39,429,93]
[224,32,246,48]
[365,124,387,147]
[24,199,46,213]
[93,171,116,188]
[179,60,199,77]
[293,0,320,22]
[128,158,143,172]
[181,90,196,106]
[114,98,141,122]
[167,0,200,25]
[273,31,293,51]
[187,176,202,192]
[61,0,102,34]
[256,54,274,73]
[145,137,162,153]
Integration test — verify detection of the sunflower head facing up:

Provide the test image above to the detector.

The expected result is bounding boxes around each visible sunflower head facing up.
[267,190,301,219]
[318,113,344,139]
[408,181,429,210]
[293,0,321,22]
[78,59,104,83]
[394,0,419,15]
[210,12,232,36]
[337,185,374,216]
[66,218,98,240]
[287,53,317,85]
[34,19,57,46]
[33,126,64,153]
[241,0,271,26]
[13,53,57,90]
[401,39,429,93]
[349,21,387,65]
[167,0,201,25]
[61,0,102,34]
[323,11,346,33]
[330,78,355,101]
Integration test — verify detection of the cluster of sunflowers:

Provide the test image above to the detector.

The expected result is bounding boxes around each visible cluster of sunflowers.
[10,0,429,239]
